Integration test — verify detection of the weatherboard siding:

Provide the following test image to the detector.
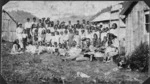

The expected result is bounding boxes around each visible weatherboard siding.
[125,1,149,56]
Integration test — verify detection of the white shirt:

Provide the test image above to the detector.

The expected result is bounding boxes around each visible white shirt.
[101,32,107,41]
[74,35,81,45]
[16,27,23,39]
[64,34,69,41]
[50,36,55,45]
[50,27,55,32]
[38,28,43,36]
[68,47,82,57]
[24,22,32,29]
[45,34,51,43]
[59,35,65,43]
[109,29,118,36]
[95,31,100,38]
[80,33,86,39]
[112,38,119,48]
[22,33,27,38]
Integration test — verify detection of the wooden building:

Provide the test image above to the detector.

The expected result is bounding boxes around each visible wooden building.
[2,10,18,42]
[2,10,37,42]
[120,1,150,56]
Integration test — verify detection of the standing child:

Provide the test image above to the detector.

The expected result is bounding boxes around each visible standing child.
[22,30,28,50]
[38,25,43,46]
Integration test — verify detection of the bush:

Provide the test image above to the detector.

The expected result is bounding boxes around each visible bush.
[128,42,149,72]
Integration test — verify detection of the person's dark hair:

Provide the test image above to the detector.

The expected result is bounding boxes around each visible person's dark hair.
[94,33,98,39]
[27,18,30,21]
[112,23,117,29]
[33,17,36,20]
[13,39,20,48]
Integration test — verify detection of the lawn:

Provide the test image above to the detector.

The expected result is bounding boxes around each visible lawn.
[1,41,148,84]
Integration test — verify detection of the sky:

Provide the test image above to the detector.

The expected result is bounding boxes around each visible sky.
[3,1,123,20]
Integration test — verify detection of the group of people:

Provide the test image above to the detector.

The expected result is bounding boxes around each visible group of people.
[11,17,119,62]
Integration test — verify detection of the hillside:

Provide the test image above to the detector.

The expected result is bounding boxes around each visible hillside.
[7,10,38,25]
[55,15,92,24]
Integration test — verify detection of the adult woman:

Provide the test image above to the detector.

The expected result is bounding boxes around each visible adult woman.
[16,23,24,50]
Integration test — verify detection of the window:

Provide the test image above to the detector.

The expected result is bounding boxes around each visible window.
[145,11,150,33]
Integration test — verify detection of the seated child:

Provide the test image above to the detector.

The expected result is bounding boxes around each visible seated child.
[62,41,82,61]
[10,39,22,54]
[58,43,67,56]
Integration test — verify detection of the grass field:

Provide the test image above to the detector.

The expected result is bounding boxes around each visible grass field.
[1,41,148,84]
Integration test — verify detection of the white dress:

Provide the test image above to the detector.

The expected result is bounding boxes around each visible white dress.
[38,28,43,41]
[16,27,23,40]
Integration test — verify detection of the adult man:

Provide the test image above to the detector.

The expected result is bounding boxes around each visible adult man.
[67,21,72,30]
[86,21,91,29]
[24,18,32,42]
[109,23,118,37]
[76,20,82,29]
[54,20,60,30]
[81,19,86,29]
[45,17,51,28]
[31,17,38,28]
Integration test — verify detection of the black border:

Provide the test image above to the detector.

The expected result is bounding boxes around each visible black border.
[1,0,150,84]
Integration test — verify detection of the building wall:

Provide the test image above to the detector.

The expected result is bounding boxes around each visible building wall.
[2,12,17,42]
[125,1,150,56]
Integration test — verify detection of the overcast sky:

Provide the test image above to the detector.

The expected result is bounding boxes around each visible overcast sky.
[3,1,123,20]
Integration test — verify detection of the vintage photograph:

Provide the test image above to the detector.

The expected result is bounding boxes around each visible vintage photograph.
[1,1,150,84]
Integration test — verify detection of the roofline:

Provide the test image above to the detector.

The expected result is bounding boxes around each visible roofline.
[120,1,138,15]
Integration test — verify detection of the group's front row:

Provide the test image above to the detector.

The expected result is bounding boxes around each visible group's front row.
[11,30,119,63]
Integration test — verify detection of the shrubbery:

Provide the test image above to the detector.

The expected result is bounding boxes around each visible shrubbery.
[126,42,149,72]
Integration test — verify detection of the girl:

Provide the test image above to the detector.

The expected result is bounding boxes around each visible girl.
[31,24,38,45]
[73,31,81,48]
[38,25,43,46]
[62,41,82,61]
[59,43,67,56]
[10,39,21,54]
[45,29,51,45]
[105,34,119,62]
[92,34,99,48]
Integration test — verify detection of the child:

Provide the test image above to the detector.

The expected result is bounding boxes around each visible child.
[92,34,99,48]
[45,29,51,44]
[22,30,28,50]
[59,43,67,56]
[50,32,55,46]
[10,39,21,54]
[38,25,43,46]
[59,31,65,46]
[55,31,60,46]
[74,31,81,48]
[62,41,82,61]
[31,24,38,45]
[68,29,74,49]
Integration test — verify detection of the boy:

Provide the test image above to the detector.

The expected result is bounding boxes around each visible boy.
[22,30,28,50]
